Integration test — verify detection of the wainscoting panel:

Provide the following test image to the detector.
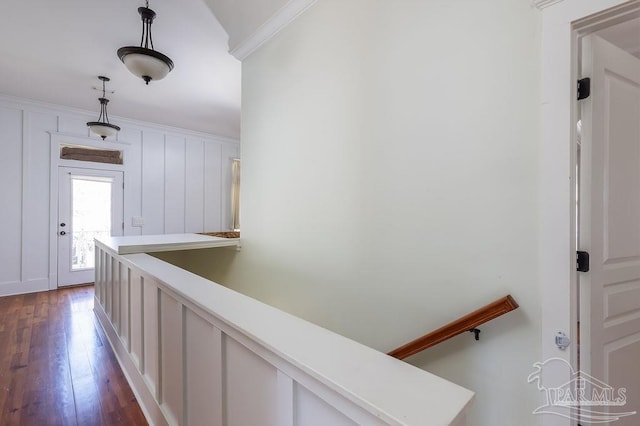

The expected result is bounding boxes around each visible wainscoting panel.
[184,309,223,426]
[119,266,131,350]
[143,277,159,398]
[225,335,278,425]
[295,383,357,426]
[94,243,473,426]
[0,106,22,285]
[111,260,121,331]
[159,290,184,424]
[129,270,144,371]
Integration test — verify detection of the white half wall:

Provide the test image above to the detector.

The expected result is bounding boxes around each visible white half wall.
[0,95,239,297]
[194,0,543,424]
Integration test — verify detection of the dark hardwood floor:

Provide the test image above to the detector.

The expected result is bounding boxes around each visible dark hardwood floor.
[0,285,147,425]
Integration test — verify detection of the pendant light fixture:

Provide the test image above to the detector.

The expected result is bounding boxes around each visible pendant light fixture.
[86,76,120,140]
[117,0,174,85]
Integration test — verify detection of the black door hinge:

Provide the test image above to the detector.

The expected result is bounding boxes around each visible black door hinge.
[577,78,591,100]
[577,251,590,272]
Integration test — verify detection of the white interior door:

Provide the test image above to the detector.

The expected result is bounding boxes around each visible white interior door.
[579,34,640,424]
[57,167,123,287]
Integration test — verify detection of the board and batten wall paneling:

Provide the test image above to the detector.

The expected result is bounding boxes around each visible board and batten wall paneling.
[94,246,458,426]
[130,271,144,370]
[142,132,166,235]
[185,140,206,233]
[143,276,160,398]
[143,133,235,235]
[27,112,58,285]
[0,107,23,285]
[58,113,91,137]
[225,335,279,425]
[159,290,184,424]
[0,95,238,297]
[120,127,143,236]
[119,266,130,350]
[112,261,122,332]
[184,309,224,425]
[204,143,223,232]
[295,383,358,426]
[164,136,187,234]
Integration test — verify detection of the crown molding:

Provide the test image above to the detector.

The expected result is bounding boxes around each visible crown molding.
[230,0,317,60]
[531,0,565,9]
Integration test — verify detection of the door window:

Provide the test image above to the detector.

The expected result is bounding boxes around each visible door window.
[71,176,113,270]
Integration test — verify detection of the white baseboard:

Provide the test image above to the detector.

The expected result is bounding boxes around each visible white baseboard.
[0,278,49,297]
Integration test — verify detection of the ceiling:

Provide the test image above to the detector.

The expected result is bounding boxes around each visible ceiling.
[1,2,635,142]
[0,0,241,139]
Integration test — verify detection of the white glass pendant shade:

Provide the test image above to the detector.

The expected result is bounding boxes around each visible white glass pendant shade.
[118,4,174,85]
[87,122,120,140]
[118,47,174,84]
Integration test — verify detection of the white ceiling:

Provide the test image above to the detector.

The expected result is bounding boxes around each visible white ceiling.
[0,0,241,138]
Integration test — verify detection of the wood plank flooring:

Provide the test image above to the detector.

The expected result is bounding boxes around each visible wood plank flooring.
[0,285,147,425]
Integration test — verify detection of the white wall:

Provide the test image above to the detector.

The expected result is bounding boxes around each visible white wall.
[0,95,239,297]
[192,0,543,424]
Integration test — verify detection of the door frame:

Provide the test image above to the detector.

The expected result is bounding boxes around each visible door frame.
[539,1,639,425]
[48,132,129,290]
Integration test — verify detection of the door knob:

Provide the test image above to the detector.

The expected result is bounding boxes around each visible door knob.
[60,223,66,227]
[59,231,66,236]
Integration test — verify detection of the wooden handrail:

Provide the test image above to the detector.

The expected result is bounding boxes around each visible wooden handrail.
[387,295,519,360]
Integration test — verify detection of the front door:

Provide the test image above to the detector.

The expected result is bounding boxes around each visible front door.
[579,34,640,424]
[57,167,123,287]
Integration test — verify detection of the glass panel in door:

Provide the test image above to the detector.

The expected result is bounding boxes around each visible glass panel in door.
[57,167,123,287]
[71,177,112,271]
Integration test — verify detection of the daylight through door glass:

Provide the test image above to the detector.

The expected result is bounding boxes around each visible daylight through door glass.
[71,177,112,270]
